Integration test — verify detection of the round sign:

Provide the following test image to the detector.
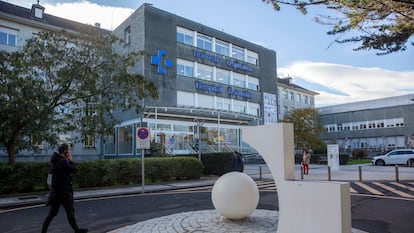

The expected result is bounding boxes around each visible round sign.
[137,128,149,140]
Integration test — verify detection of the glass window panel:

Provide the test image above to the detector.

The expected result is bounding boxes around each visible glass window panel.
[197,34,212,51]
[177,91,195,106]
[198,94,214,109]
[233,100,246,113]
[0,32,7,45]
[177,27,193,46]
[177,59,194,77]
[248,102,260,116]
[118,125,133,154]
[197,64,213,81]
[246,50,258,65]
[232,45,244,60]
[215,39,229,56]
[233,72,245,88]
[216,97,231,111]
[104,131,116,154]
[216,68,230,84]
[247,76,259,91]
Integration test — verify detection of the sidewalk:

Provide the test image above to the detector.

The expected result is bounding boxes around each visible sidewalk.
[1,163,413,209]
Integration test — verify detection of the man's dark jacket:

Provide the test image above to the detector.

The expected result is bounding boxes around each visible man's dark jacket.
[50,152,78,193]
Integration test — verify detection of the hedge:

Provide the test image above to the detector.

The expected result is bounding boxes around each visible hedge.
[0,157,203,194]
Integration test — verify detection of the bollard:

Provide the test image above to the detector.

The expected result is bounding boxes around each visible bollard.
[395,165,399,182]
[301,165,304,180]
[328,166,331,181]
[359,166,362,181]
[259,165,262,179]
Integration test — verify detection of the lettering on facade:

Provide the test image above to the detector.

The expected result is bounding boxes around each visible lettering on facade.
[195,81,223,93]
[193,49,252,72]
[227,87,253,99]
[195,81,252,99]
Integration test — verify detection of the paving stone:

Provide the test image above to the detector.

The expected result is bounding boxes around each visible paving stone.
[108,209,368,233]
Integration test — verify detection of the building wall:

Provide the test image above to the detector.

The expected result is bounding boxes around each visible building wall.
[277,78,318,120]
[112,4,277,123]
[318,95,414,154]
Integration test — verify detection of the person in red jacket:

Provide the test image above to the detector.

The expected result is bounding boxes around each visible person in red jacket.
[41,143,88,233]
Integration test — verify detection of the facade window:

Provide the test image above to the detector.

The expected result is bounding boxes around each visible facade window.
[118,125,133,154]
[216,97,231,111]
[290,92,294,101]
[233,100,246,113]
[232,45,244,61]
[83,135,95,148]
[124,26,131,45]
[198,94,214,109]
[248,103,260,116]
[196,64,213,81]
[176,26,193,46]
[232,72,245,88]
[216,68,230,84]
[283,90,288,100]
[177,59,194,77]
[177,91,195,106]
[247,76,259,91]
[0,27,18,47]
[215,39,229,56]
[296,93,301,103]
[246,50,258,65]
[305,96,309,104]
[197,34,212,51]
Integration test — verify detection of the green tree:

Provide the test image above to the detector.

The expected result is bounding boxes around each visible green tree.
[262,0,414,55]
[0,28,158,163]
[281,108,325,150]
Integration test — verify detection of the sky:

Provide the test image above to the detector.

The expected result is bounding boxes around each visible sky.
[5,0,414,106]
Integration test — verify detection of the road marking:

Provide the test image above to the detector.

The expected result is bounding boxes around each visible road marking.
[354,182,384,195]
[373,182,414,198]
[390,182,414,192]
[350,187,358,193]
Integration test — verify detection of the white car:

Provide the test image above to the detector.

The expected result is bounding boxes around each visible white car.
[372,149,414,166]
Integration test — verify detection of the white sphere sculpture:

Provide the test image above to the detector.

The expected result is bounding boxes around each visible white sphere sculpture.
[211,171,259,220]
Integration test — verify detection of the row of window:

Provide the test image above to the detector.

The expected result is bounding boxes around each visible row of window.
[30,134,95,149]
[177,26,259,65]
[279,89,314,105]
[177,58,259,91]
[0,26,18,47]
[325,118,405,132]
[177,91,260,116]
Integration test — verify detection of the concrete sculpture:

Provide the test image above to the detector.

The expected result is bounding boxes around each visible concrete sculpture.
[242,123,351,233]
[211,171,259,220]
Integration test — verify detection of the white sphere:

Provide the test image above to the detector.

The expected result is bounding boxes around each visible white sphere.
[211,171,259,220]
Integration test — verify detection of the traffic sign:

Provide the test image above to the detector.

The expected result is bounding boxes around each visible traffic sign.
[136,127,150,149]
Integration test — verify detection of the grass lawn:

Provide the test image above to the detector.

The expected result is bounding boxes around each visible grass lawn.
[347,159,372,165]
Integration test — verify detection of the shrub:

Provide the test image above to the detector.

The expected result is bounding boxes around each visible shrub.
[0,157,203,194]
[352,149,368,159]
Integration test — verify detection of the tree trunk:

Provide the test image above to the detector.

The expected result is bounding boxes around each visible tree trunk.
[6,132,19,164]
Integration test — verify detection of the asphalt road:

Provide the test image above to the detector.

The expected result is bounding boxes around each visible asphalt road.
[1,189,413,233]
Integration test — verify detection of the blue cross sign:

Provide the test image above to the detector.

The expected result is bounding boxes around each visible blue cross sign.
[150,49,172,74]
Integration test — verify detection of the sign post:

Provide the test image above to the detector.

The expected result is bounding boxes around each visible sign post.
[136,127,150,193]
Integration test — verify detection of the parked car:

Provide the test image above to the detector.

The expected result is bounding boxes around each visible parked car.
[372,149,414,166]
